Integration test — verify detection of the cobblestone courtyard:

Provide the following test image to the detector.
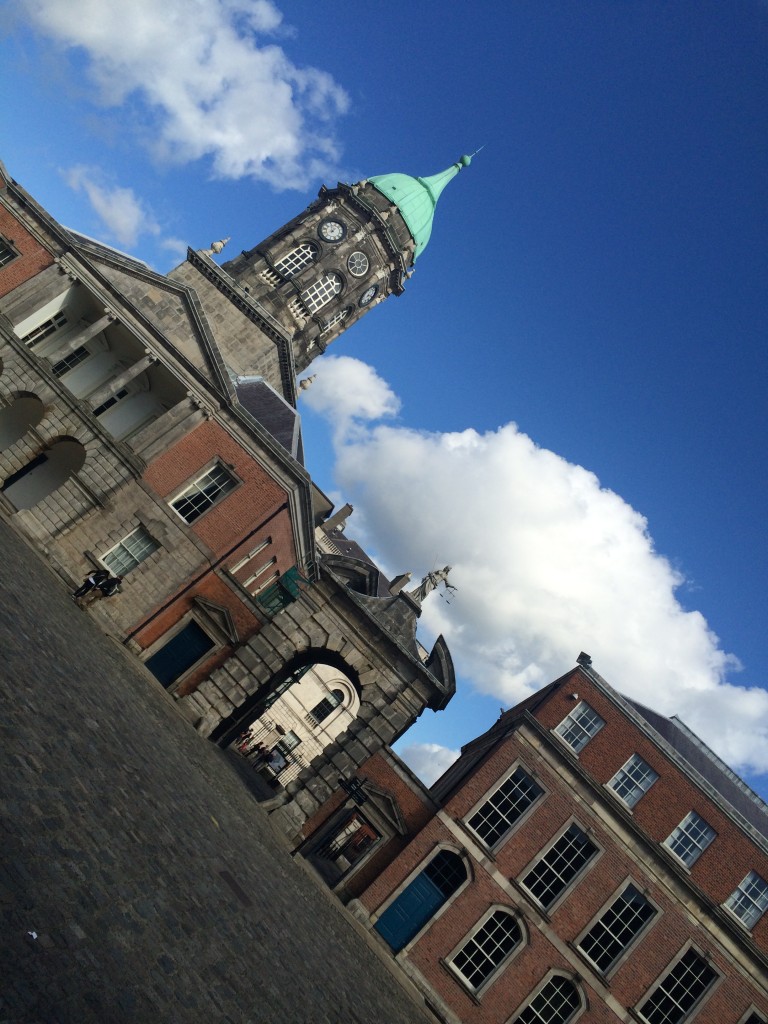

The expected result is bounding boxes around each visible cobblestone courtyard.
[0,519,429,1024]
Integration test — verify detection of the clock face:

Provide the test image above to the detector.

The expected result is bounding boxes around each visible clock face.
[359,285,378,307]
[347,251,369,277]
[318,219,345,242]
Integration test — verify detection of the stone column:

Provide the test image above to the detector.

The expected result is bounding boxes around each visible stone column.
[45,312,114,360]
[86,352,156,410]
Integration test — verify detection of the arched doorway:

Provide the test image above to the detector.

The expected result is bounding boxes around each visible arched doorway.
[1,437,86,510]
[374,849,468,952]
[213,649,362,785]
[0,394,45,450]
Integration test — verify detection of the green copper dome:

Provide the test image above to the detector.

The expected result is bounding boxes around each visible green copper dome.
[369,154,472,260]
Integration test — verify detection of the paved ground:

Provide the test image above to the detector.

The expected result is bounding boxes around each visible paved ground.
[0,519,430,1024]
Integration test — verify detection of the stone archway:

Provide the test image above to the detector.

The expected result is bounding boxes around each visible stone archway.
[1,436,86,510]
[179,568,455,841]
[210,647,362,747]
[0,393,45,450]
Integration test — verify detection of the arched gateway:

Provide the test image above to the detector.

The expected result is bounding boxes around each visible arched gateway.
[178,557,455,840]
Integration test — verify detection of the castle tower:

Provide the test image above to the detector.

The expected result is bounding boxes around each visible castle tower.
[220,155,473,376]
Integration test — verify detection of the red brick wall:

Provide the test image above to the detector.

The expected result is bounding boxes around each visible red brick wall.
[143,420,294,559]
[300,750,436,899]
[135,420,298,693]
[532,671,768,953]
[0,200,55,298]
[356,687,768,1023]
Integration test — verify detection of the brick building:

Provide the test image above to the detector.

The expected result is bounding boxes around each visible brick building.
[0,154,464,837]
[299,657,768,1024]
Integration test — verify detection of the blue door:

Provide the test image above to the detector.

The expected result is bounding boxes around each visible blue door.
[374,850,466,952]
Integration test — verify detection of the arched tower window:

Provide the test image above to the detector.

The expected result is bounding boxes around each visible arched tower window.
[310,688,344,724]
[274,242,318,280]
[374,849,467,952]
[321,307,350,334]
[301,273,342,314]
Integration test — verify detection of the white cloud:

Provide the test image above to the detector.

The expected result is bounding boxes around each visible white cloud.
[22,0,349,189]
[398,743,461,787]
[64,165,159,247]
[312,357,768,781]
[300,356,401,434]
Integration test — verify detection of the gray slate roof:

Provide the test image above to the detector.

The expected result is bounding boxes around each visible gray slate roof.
[234,376,303,462]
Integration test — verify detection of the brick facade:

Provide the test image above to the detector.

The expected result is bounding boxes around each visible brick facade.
[333,664,768,1024]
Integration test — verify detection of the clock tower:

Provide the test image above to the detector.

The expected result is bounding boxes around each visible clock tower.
[220,155,473,376]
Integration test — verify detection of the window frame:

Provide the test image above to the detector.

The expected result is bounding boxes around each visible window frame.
[140,611,220,692]
[372,844,470,954]
[0,236,19,268]
[445,905,525,997]
[509,971,584,1024]
[300,272,343,313]
[273,241,319,280]
[101,524,160,576]
[663,811,716,869]
[553,700,606,753]
[723,870,768,931]
[606,753,659,809]
[169,460,240,525]
[464,760,545,852]
[575,878,659,978]
[737,1009,767,1024]
[635,943,721,1024]
[518,819,601,914]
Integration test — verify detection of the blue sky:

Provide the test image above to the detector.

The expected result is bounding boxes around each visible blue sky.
[2,1,767,796]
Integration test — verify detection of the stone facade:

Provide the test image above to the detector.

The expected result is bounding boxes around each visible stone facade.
[0,157,457,840]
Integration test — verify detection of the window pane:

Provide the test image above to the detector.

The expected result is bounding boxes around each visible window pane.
[22,310,67,347]
[515,977,580,1024]
[554,701,605,752]
[639,948,717,1024]
[51,345,90,378]
[302,273,342,313]
[451,911,521,990]
[171,464,236,523]
[103,526,159,575]
[608,754,659,808]
[522,824,597,908]
[467,766,543,847]
[664,812,716,867]
[578,884,656,972]
[0,238,17,267]
[425,849,466,897]
[274,242,318,279]
[724,871,768,929]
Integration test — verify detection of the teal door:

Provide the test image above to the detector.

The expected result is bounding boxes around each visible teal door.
[145,621,214,688]
[374,850,465,952]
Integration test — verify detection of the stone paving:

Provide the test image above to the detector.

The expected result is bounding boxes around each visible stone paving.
[0,519,431,1024]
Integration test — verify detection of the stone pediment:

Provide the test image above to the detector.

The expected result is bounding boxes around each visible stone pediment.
[74,241,235,402]
[192,597,239,645]
[364,783,407,835]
